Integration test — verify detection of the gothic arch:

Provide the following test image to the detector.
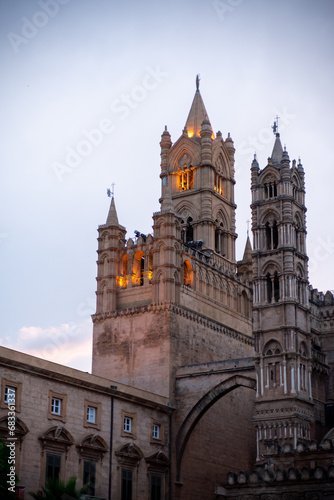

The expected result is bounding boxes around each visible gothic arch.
[101,230,110,239]
[176,375,256,482]
[173,148,195,170]
[292,173,300,188]
[299,341,308,357]
[175,200,197,222]
[259,166,280,184]
[261,210,280,225]
[213,207,229,228]
[262,261,281,276]
[294,212,303,228]
[263,339,282,356]
[169,141,200,171]
[212,142,231,176]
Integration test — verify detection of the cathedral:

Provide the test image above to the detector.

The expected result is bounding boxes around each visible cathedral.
[0,79,333,499]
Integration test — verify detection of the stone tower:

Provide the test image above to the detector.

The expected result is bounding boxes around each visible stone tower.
[159,76,237,261]
[91,79,253,400]
[251,131,314,458]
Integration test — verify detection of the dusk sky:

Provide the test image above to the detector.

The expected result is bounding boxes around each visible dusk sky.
[1,0,333,372]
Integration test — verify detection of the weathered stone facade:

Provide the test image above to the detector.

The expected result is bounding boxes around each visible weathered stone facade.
[0,347,171,499]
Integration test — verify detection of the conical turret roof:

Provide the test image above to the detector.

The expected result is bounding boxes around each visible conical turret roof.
[185,77,214,139]
[106,197,119,225]
[242,236,252,261]
[271,133,283,166]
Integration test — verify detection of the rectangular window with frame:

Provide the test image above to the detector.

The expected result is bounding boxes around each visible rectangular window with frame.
[48,391,67,422]
[83,460,96,495]
[152,424,160,440]
[124,416,132,433]
[121,410,136,438]
[83,400,101,429]
[150,420,164,444]
[46,453,61,482]
[1,379,22,412]
[87,406,96,424]
[150,474,162,500]
[51,397,61,415]
[121,468,132,500]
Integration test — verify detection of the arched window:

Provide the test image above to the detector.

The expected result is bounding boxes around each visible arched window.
[267,273,272,303]
[273,221,278,249]
[215,229,220,253]
[274,272,280,302]
[179,169,193,191]
[265,222,271,250]
[133,251,145,286]
[186,217,193,243]
[183,260,193,287]
[264,219,279,250]
[122,254,128,276]
[214,172,224,195]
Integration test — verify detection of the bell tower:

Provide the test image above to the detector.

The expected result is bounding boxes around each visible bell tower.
[159,76,237,261]
[251,127,314,459]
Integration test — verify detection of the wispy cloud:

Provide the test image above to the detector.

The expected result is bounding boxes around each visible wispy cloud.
[1,319,92,372]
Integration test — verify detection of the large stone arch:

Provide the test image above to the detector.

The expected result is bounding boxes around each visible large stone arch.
[176,374,256,481]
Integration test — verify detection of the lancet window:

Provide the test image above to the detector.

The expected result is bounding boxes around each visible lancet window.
[214,172,224,195]
[179,169,193,191]
[183,260,193,287]
[265,220,278,250]
[264,181,277,199]
[266,271,280,303]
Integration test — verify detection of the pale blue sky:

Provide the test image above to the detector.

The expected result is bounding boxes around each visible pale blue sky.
[1,0,333,371]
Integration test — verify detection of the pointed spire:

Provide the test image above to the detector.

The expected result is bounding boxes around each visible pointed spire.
[184,77,214,139]
[242,236,252,261]
[271,133,284,165]
[106,197,119,226]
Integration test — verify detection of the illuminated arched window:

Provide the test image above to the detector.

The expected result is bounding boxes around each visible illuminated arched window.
[214,172,224,195]
[122,254,128,276]
[183,260,193,287]
[179,169,193,191]
[133,251,145,286]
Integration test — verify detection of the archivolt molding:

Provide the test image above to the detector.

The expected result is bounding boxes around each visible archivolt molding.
[168,140,200,170]
[212,142,231,176]
[259,165,280,184]
[174,200,198,221]
[260,209,280,225]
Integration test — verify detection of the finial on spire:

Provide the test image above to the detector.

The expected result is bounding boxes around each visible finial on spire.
[272,115,279,134]
[107,182,115,199]
[246,219,250,237]
[196,74,200,91]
